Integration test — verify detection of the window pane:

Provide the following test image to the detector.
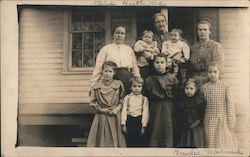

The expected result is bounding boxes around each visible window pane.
[72,22,105,32]
[111,12,131,20]
[83,33,93,50]
[93,32,105,66]
[72,13,81,24]
[72,49,82,67]
[83,49,93,67]
[72,11,105,32]
[70,9,105,69]
[95,13,104,22]
[95,32,105,51]
[83,13,93,23]
[72,33,82,49]
[82,33,93,67]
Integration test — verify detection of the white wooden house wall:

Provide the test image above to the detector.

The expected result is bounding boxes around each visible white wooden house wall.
[218,8,249,152]
[19,8,91,122]
[18,7,249,151]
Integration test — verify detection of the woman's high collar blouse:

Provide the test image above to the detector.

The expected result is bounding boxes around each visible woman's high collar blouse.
[91,43,140,86]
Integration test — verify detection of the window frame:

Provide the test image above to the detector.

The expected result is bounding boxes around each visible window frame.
[62,8,137,75]
[62,8,105,74]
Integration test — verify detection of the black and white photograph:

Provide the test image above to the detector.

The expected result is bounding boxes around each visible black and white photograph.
[1,0,249,156]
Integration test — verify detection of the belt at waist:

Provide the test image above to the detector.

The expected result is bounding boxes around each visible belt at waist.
[117,67,131,72]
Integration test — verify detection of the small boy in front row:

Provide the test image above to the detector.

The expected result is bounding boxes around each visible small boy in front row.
[121,77,149,147]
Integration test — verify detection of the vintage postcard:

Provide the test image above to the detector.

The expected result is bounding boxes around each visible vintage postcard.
[1,0,249,156]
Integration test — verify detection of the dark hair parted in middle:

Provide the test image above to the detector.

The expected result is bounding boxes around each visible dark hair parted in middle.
[153,53,168,62]
[111,25,127,35]
[184,78,198,90]
[196,18,212,31]
[102,61,118,73]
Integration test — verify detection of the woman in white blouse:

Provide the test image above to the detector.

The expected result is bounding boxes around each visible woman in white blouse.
[91,25,141,94]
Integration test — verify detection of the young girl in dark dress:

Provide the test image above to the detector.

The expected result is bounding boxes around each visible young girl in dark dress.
[177,78,206,148]
[145,53,179,147]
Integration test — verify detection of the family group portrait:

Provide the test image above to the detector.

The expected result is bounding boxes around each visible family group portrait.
[2,1,248,156]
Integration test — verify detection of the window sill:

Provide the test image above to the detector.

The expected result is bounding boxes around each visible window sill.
[61,68,94,75]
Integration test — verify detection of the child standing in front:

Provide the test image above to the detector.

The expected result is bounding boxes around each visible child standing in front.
[162,28,190,83]
[134,30,160,80]
[201,62,238,148]
[121,77,149,147]
[87,61,126,147]
[177,78,206,148]
[145,53,179,147]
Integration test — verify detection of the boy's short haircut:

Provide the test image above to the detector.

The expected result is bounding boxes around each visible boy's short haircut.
[102,61,117,72]
[130,77,144,86]
[142,30,154,38]
[171,28,183,38]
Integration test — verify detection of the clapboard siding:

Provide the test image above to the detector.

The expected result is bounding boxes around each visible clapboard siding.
[19,8,91,113]
[198,8,249,152]
[19,103,93,115]
[218,8,249,152]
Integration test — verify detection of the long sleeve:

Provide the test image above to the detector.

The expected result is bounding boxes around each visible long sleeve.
[134,40,145,52]
[141,97,149,127]
[90,47,107,87]
[89,88,99,112]
[131,50,141,78]
[182,42,190,60]
[225,86,236,129]
[173,75,180,99]
[112,82,126,114]
[198,92,206,122]
[212,42,224,73]
[121,95,129,125]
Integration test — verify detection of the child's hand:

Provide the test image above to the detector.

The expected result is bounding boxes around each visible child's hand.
[140,127,146,135]
[109,108,119,116]
[189,120,201,129]
[122,125,127,134]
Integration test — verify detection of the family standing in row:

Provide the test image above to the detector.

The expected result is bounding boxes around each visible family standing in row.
[87,12,238,149]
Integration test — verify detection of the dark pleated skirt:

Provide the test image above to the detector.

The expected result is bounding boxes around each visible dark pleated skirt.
[178,124,206,148]
[148,98,174,147]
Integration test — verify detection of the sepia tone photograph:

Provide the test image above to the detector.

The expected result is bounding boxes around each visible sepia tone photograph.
[1,0,249,156]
